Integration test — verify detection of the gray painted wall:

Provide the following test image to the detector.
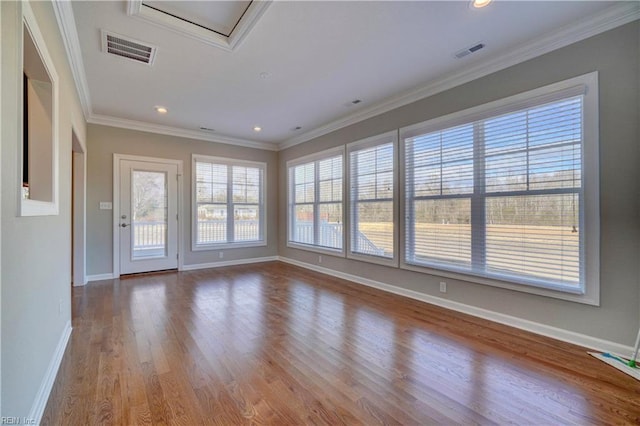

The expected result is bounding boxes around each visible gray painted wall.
[1,0,86,417]
[278,22,640,346]
[86,125,279,275]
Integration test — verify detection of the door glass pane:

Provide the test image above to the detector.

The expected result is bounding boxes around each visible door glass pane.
[132,170,167,259]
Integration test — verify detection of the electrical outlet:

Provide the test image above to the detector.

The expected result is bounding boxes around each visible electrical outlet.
[319,255,322,263]
[219,252,224,259]
[439,281,447,293]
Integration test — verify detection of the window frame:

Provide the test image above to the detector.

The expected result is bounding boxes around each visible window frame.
[399,72,600,305]
[20,2,60,217]
[286,146,346,256]
[346,131,399,267]
[191,154,267,251]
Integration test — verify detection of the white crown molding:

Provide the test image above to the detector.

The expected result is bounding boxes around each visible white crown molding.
[88,114,279,151]
[52,0,92,120]
[278,256,635,356]
[127,0,272,52]
[278,2,640,150]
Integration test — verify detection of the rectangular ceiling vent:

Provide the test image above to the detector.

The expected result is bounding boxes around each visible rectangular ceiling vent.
[101,30,157,65]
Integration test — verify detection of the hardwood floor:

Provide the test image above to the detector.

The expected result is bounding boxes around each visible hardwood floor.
[42,262,639,425]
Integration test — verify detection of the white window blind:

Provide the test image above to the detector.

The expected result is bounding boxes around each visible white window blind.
[193,156,265,248]
[348,133,396,261]
[288,149,344,252]
[404,91,586,291]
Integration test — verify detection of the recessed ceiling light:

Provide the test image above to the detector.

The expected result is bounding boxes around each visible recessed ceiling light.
[293,126,302,131]
[259,72,271,79]
[471,0,492,8]
[351,99,362,104]
[154,106,168,114]
[253,126,262,132]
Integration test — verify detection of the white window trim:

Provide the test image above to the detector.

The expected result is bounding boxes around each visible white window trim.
[346,131,399,268]
[286,146,346,257]
[20,2,59,217]
[399,72,600,305]
[191,154,267,251]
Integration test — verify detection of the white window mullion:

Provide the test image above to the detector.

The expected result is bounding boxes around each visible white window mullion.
[351,156,359,253]
[313,161,320,246]
[289,167,295,243]
[260,168,265,242]
[471,121,486,273]
[226,165,234,243]
[405,138,415,262]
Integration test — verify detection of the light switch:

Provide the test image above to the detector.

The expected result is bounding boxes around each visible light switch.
[99,202,113,210]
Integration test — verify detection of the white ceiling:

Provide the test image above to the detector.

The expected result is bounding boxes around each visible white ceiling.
[65,1,637,150]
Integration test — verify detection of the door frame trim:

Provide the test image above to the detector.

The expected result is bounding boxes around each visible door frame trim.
[72,128,87,286]
[113,154,184,277]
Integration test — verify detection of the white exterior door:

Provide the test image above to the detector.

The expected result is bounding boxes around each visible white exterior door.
[118,159,179,274]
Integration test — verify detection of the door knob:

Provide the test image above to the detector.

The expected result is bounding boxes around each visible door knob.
[120,223,130,228]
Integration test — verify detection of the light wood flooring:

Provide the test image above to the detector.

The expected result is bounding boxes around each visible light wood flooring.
[42,262,640,425]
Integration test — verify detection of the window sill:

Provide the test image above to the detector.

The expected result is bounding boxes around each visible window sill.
[287,242,345,257]
[347,251,398,268]
[192,240,266,251]
[400,261,598,306]
[20,198,59,216]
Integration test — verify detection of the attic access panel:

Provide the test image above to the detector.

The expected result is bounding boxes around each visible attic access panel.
[143,1,250,37]
[128,0,271,51]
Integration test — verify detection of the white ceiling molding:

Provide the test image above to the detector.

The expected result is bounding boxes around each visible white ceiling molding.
[88,114,279,151]
[52,0,92,120]
[279,2,640,151]
[127,0,272,52]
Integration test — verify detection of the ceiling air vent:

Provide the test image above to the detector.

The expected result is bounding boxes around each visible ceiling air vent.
[455,42,485,59]
[101,30,157,65]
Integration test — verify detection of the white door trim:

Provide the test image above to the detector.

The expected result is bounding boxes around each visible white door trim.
[113,154,184,277]
[72,129,86,286]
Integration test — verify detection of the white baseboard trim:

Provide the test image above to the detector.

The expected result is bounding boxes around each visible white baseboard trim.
[86,273,115,282]
[182,256,279,271]
[72,277,88,287]
[278,256,634,356]
[28,320,72,424]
